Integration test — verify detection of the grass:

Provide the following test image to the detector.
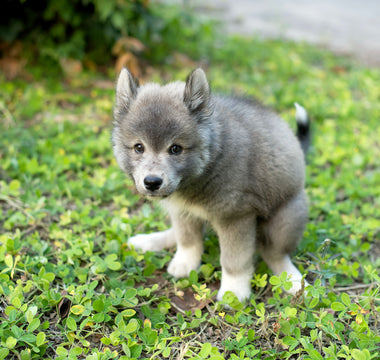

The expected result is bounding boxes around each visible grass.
[1,36,380,359]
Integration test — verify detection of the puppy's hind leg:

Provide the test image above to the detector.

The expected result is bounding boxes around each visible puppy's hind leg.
[128,229,176,252]
[260,190,309,294]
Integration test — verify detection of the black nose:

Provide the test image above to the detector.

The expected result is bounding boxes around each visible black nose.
[144,176,163,192]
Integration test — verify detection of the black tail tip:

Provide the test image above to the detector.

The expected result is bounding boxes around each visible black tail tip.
[294,103,310,154]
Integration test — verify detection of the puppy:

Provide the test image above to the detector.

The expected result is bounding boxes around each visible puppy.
[112,68,310,302]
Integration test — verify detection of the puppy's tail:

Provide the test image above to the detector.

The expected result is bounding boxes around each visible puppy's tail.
[294,103,310,154]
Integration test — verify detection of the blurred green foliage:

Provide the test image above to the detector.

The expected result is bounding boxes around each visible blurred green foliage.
[0,0,216,66]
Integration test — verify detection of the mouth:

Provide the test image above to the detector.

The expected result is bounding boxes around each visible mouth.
[141,190,171,199]
[145,193,169,200]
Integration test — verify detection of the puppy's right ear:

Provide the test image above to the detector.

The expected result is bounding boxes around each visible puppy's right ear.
[114,68,139,119]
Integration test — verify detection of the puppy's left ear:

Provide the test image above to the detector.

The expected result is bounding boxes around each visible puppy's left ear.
[184,68,212,117]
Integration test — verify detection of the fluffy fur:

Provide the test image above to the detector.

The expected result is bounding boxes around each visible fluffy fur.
[112,68,310,302]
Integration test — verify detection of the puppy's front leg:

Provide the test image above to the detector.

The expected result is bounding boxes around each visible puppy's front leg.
[215,217,256,303]
[167,212,204,279]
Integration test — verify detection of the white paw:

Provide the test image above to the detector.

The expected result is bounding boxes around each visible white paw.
[266,255,308,295]
[167,246,202,279]
[128,229,175,252]
[286,275,309,295]
[217,271,252,303]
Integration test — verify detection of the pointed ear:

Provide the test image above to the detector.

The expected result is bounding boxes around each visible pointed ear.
[114,68,139,120]
[184,68,211,115]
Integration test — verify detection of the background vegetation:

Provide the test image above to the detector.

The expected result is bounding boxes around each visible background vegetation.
[0,0,215,76]
[0,1,379,359]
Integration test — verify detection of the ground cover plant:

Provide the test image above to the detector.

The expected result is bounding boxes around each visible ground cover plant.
[1,37,380,359]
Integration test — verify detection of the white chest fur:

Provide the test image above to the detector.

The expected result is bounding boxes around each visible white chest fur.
[162,195,210,221]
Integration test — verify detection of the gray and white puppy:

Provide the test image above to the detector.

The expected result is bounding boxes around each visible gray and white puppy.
[112,68,310,302]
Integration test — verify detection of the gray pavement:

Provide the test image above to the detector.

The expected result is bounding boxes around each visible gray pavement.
[195,0,380,67]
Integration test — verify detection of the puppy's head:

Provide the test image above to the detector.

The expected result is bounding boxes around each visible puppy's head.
[112,68,214,198]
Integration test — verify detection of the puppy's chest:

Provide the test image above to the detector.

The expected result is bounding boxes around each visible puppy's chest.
[162,195,210,221]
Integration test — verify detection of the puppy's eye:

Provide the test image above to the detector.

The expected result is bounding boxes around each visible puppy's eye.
[134,143,144,154]
[169,144,183,155]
